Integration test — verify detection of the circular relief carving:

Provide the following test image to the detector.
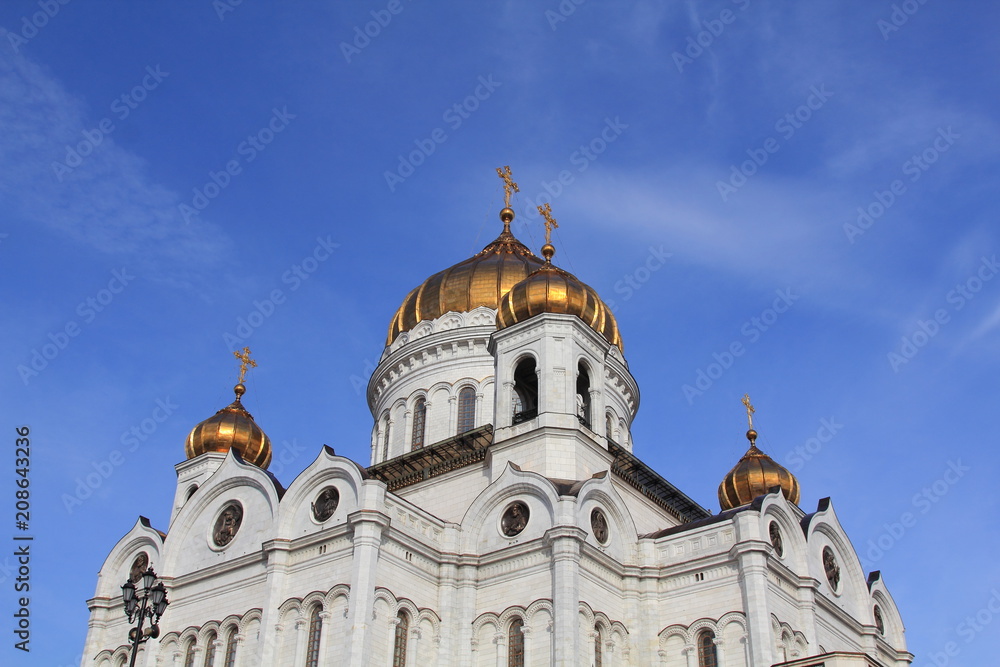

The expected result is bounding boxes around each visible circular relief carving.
[311,486,340,522]
[874,605,885,635]
[129,552,149,583]
[213,502,244,547]
[591,508,609,544]
[500,501,529,537]
[822,546,841,591]
[768,521,784,557]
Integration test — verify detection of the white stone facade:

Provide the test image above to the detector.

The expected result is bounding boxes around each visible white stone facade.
[82,307,912,667]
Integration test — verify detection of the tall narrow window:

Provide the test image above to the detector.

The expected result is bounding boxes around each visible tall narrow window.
[204,632,217,667]
[512,357,538,423]
[508,618,524,667]
[183,640,196,667]
[392,610,409,667]
[697,630,718,667]
[304,607,322,667]
[411,398,426,450]
[381,415,390,461]
[594,626,603,667]
[223,627,238,667]
[456,387,476,434]
[605,412,614,440]
[576,363,591,428]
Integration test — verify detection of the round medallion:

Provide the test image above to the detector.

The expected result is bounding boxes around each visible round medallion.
[129,552,149,583]
[591,508,609,544]
[213,502,244,547]
[874,605,885,635]
[822,546,841,591]
[500,501,529,537]
[311,486,340,522]
[768,521,784,557]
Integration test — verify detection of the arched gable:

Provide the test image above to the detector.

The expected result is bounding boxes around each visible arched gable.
[460,463,560,552]
[276,446,365,539]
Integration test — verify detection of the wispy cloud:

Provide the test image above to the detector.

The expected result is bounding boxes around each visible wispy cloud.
[0,43,232,288]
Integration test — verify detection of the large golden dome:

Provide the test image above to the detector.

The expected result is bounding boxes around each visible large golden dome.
[718,428,800,510]
[496,243,623,352]
[185,383,272,469]
[386,208,545,346]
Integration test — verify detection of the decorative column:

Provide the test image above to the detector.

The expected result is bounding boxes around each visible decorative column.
[545,526,586,666]
[199,639,222,667]
[401,409,412,455]
[493,632,505,667]
[230,633,246,667]
[345,508,391,667]
[409,625,422,665]
[682,645,696,667]
[731,541,774,667]
[475,391,485,428]
[520,625,531,665]
[500,381,515,428]
[292,616,308,665]
[315,611,332,666]
[448,396,457,435]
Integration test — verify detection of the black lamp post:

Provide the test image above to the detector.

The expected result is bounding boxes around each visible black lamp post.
[121,566,169,667]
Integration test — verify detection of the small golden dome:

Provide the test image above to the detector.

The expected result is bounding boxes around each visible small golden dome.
[386,210,545,346]
[185,383,272,469]
[718,429,800,510]
[495,244,623,352]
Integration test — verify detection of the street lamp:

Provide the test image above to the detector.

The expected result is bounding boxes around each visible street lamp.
[121,566,169,667]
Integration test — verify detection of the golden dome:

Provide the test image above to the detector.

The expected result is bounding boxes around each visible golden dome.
[185,383,272,469]
[495,243,623,352]
[386,208,546,346]
[718,429,800,511]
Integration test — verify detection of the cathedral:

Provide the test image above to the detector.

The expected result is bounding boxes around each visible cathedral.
[81,169,913,666]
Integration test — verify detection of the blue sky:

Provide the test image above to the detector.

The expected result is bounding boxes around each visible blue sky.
[1,1,998,664]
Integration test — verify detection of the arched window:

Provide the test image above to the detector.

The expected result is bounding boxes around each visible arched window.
[456,386,476,434]
[304,606,323,667]
[392,610,409,667]
[183,640,197,667]
[512,357,538,423]
[223,627,238,667]
[576,363,591,428]
[697,630,718,667]
[594,625,603,667]
[381,414,390,461]
[204,632,217,667]
[508,618,524,667]
[411,398,427,450]
[605,412,615,440]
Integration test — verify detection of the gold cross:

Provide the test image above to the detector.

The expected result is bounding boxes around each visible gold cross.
[741,393,755,430]
[496,165,519,208]
[234,347,257,384]
[537,203,559,244]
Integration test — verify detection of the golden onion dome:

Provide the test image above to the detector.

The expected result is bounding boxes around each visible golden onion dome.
[386,208,546,346]
[718,428,800,511]
[185,383,272,469]
[495,242,623,352]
